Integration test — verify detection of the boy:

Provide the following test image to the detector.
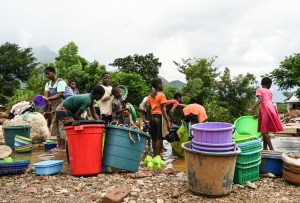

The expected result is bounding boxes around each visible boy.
[111,87,128,124]
[56,85,105,123]
[147,78,171,156]
[95,72,112,124]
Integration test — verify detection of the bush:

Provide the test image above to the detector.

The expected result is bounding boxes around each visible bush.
[204,101,235,123]
[7,89,35,109]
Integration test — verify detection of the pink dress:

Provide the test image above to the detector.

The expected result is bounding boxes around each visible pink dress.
[256,88,283,133]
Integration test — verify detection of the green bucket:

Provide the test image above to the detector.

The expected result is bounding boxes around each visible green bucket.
[2,126,31,150]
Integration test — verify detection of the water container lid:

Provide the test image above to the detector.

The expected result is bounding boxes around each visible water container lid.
[33,160,64,167]
[63,120,105,127]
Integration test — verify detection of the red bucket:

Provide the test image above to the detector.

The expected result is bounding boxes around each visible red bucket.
[65,123,104,176]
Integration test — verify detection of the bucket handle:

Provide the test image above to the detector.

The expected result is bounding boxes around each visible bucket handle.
[110,121,119,125]
[128,131,140,143]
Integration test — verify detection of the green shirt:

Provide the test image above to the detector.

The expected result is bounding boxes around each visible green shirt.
[63,93,92,115]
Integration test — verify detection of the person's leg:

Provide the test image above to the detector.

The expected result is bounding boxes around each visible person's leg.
[263,133,274,150]
[154,139,163,156]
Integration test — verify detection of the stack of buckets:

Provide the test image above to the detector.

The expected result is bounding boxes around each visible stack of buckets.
[190,122,236,153]
[233,116,263,184]
[182,122,240,196]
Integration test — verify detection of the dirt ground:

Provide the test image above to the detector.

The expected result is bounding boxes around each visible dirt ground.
[0,170,299,203]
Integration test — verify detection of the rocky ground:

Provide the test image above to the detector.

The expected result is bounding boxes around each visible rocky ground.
[0,169,299,203]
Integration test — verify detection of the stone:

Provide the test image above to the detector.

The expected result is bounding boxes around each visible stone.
[156,198,164,203]
[26,187,37,193]
[136,180,144,185]
[130,192,139,198]
[128,200,136,203]
[172,189,180,198]
[102,187,131,203]
[246,181,257,189]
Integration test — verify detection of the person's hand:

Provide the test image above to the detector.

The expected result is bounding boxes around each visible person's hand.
[43,96,49,101]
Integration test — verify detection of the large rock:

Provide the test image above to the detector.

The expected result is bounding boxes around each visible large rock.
[2,112,49,142]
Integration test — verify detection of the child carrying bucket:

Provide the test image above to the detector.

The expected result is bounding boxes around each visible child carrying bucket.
[248,77,283,150]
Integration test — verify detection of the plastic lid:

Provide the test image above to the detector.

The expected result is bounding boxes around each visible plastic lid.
[63,120,105,127]
[33,160,64,167]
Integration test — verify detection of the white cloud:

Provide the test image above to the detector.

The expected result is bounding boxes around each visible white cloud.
[0,0,300,86]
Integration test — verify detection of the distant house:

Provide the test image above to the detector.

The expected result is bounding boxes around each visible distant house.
[286,95,300,112]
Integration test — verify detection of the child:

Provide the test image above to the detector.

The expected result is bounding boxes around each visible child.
[43,66,67,152]
[95,72,112,124]
[111,87,128,124]
[56,85,105,122]
[166,93,186,124]
[68,80,79,95]
[147,78,171,156]
[248,77,283,150]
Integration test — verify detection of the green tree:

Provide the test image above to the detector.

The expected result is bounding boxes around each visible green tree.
[55,42,106,91]
[174,57,219,104]
[217,67,256,118]
[110,72,149,106]
[110,53,162,85]
[268,53,300,97]
[0,42,38,104]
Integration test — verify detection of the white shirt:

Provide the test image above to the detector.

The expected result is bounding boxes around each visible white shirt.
[99,85,112,115]
[139,96,148,112]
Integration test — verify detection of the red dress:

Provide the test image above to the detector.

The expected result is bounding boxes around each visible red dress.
[256,88,283,133]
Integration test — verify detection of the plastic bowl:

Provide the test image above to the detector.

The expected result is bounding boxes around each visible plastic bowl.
[33,95,46,109]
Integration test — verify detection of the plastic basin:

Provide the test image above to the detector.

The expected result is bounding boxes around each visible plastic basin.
[33,160,63,175]
[181,142,241,196]
[43,142,57,151]
[191,142,235,152]
[191,122,234,144]
[33,95,46,109]
[260,153,283,176]
[191,139,235,148]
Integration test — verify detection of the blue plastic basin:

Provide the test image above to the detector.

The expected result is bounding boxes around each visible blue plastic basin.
[260,154,283,176]
[102,125,150,172]
[33,160,64,175]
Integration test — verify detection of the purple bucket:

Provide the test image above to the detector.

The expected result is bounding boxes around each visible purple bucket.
[33,95,46,109]
[191,142,235,152]
[191,139,235,148]
[191,122,234,144]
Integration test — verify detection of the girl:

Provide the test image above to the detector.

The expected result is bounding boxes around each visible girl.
[248,77,283,150]
[111,87,128,124]
[147,78,171,156]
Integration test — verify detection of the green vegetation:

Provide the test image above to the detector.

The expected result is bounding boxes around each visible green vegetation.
[267,53,300,98]
[1,41,294,124]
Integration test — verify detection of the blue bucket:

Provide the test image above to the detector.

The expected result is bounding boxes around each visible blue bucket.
[102,125,150,172]
[2,126,31,150]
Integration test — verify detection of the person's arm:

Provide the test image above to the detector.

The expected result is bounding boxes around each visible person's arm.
[90,105,100,120]
[169,105,177,124]
[45,92,64,102]
[113,107,128,114]
[248,95,262,111]
[146,104,151,125]
[73,109,84,120]
[177,104,186,108]
[161,103,171,128]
